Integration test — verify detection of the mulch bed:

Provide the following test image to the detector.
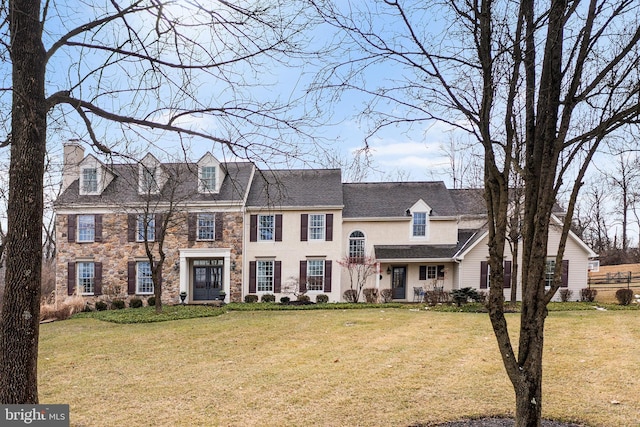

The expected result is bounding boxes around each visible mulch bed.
[413,417,587,427]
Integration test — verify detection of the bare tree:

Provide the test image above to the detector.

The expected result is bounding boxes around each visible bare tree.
[309,1,640,425]
[336,254,377,303]
[0,0,315,404]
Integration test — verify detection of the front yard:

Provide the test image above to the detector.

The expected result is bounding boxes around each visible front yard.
[38,308,640,426]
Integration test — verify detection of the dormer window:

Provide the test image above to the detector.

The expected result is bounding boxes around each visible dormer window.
[141,166,159,194]
[81,168,98,193]
[199,166,216,193]
[412,212,427,237]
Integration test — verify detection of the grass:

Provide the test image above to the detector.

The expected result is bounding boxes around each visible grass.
[37,306,640,426]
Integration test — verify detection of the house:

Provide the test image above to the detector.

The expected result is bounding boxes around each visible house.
[55,144,596,305]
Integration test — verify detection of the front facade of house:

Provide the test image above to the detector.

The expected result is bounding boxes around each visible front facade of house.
[55,145,596,305]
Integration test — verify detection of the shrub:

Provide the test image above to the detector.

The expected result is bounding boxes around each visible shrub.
[450,288,479,306]
[380,288,393,303]
[580,288,597,302]
[129,298,143,308]
[343,289,358,303]
[424,289,449,305]
[280,296,291,304]
[111,299,126,310]
[615,288,634,306]
[147,296,156,306]
[363,288,379,303]
[559,289,573,302]
[261,293,276,303]
[244,294,259,303]
[95,301,108,311]
[297,294,310,303]
[316,294,329,303]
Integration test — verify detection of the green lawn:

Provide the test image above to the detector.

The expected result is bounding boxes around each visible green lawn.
[38,308,640,426]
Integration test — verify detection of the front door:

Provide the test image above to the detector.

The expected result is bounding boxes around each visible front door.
[391,266,406,299]
[193,260,223,300]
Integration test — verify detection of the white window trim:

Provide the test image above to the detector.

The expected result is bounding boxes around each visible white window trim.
[258,214,275,242]
[136,214,155,242]
[77,214,95,243]
[306,259,325,292]
[198,166,218,194]
[136,261,154,295]
[80,167,100,195]
[256,260,275,293]
[308,213,326,241]
[77,261,95,295]
[197,213,216,241]
[411,211,428,240]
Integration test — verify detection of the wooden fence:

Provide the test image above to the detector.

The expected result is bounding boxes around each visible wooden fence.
[588,270,640,293]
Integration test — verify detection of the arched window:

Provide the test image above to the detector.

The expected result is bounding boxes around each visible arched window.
[348,230,365,262]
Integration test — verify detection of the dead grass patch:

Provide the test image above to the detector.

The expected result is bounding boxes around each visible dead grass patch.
[37,309,640,426]
[40,295,86,322]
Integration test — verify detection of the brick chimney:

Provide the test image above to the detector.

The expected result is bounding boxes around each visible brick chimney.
[62,141,85,192]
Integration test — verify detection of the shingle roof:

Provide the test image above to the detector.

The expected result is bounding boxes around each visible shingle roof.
[449,188,487,216]
[246,169,343,208]
[374,229,480,260]
[342,181,461,218]
[55,161,254,207]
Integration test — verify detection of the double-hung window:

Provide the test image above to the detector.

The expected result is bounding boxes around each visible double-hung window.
[137,214,155,242]
[348,231,365,262]
[137,261,154,294]
[307,260,324,291]
[198,213,216,240]
[77,215,95,242]
[200,166,216,192]
[308,214,325,240]
[77,262,95,294]
[544,260,556,288]
[81,168,98,193]
[412,212,427,237]
[256,260,274,292]
[141,167,159,194]
[258,215,275,241]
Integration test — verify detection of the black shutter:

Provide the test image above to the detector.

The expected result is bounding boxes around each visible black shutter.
[155,213,164,242]
[215,213,223,241]
[67,262,76,295]
[249,261,257,293]
[68,214,76,243]
[300,214,308,241]
[480,261,488,289]
[94,214,103,242]
[188,213,197,242]
[561,260,569,287]
[324,260,332,292]
[325,214,333,241]
[419,266,427,281]
[94,262,103,295]
[274,261,282,293]
[127,214,136,242]
[127,261,136,294]
[503,260,512,289]
[275,214,283,242]
[299,260,307,292]
[250,215,258,242]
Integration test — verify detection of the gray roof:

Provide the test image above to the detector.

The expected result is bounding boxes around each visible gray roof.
[342,181,462,218]
[374,229,480,260]
[246,169,343,208]
[55,161,254,207]
[449,188,487,216]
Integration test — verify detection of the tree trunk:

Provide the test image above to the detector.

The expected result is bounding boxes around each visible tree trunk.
[154,262,163,314]
[0,0,47,404]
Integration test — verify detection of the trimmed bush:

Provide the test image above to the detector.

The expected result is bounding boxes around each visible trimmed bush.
[559,289,573,302]
[316,294,329,303]
[129,298,143,308]
[363,288,379,303]
[95,301,108,311]
[244,294,259,303]
[580,288,597,302]
[280,296,291,304]
[380,288,393,303]
[615,288,634,306]
[297,294,311,303]
[261,293,276,303]
[111,299,126,310]
[450,287,480,306]
[147,296,156,306]
[343,289,358,303]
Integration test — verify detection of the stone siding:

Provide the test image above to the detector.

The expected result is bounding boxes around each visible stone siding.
[56,211,244,305]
